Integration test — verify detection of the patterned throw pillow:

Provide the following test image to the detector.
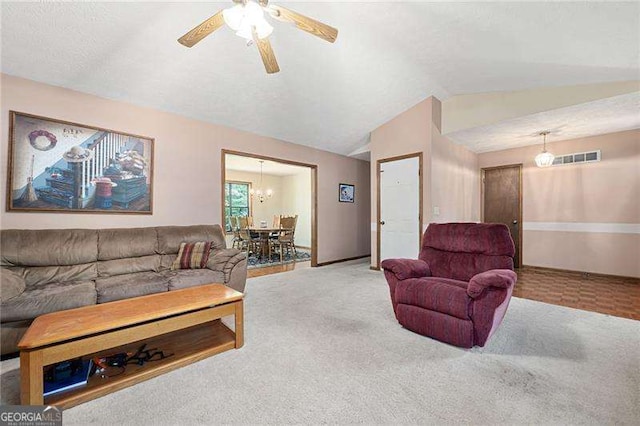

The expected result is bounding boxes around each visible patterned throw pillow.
[171,241,213,270]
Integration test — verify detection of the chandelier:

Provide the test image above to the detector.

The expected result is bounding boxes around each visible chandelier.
[250,160,273,203]
[534,131,555,168]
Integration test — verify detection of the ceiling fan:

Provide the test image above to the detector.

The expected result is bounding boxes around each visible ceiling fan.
[178,0,338,74]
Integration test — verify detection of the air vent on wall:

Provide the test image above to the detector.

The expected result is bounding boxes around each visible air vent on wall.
[551,150,601,167]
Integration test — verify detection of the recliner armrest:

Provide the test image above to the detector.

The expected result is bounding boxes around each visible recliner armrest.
[467,269,517,299]
[381,259,431,280]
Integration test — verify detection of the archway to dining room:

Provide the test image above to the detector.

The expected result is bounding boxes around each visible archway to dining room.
[221,150,318,276]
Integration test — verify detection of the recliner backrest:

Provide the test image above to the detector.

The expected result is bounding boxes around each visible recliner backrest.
[418,223,515,282]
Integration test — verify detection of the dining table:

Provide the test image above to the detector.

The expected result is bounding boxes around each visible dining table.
[246,227,292,261]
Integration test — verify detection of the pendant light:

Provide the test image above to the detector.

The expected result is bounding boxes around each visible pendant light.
[535,131,555,168]
[250,160,273,203]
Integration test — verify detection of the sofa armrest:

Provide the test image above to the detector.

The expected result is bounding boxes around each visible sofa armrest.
[207,248,247,292]
[381,259,431,281]
[1,268,26,303]
[467,269,517,299]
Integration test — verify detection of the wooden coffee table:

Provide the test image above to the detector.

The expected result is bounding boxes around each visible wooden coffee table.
[18,283,243,408]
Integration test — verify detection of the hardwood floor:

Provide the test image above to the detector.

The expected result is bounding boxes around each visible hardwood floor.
[514,267,640,320]
[247,261,311,278]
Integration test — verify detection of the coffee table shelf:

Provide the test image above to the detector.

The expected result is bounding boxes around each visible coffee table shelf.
[46,320,235,408]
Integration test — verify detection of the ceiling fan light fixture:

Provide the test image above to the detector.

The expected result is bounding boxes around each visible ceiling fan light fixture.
[223,1,272,40]
[178,1,338,74]
[236,19,273,40]
[254,19,274,39]
[222,5,244,31]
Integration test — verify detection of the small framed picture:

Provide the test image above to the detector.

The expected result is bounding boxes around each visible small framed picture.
[339,183,354,203]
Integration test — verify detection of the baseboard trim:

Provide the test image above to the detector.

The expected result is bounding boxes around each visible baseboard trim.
[316,254,371,267]
[521,264,640,282]
[0,351,18,361]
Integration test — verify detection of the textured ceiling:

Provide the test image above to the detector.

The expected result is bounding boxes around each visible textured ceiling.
[446,92,640,153]
[226,154,309,176]
[1,1,639,155]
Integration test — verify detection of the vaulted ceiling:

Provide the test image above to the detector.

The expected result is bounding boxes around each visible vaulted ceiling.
[2,1,638,155]
[447,91,640,153]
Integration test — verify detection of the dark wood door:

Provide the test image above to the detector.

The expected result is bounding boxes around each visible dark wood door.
[483,165,522,267]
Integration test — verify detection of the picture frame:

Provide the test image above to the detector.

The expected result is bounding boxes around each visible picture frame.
[338,183,355,203]
[6,111,154,214]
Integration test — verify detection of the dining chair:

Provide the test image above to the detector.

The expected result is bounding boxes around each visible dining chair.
[238,216,258,253]
[229,216,242,249]
[269,215,298,263]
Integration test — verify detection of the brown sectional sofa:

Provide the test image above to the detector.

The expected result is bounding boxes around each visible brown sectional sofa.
[0,224,247,355]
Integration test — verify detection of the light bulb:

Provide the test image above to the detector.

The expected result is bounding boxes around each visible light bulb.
[222,5,244,31]
[224,0,272,41]
[243,1,264,22]
[235,25,253,40]
[535,151,555,168]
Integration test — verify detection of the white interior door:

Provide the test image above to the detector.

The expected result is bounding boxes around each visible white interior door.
[380,156,420,262]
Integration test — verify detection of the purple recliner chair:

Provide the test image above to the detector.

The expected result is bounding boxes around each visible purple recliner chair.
[381,223,517,348]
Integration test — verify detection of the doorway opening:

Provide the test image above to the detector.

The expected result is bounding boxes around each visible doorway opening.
[481,164,523,267]
[376,152,423,269]
[221,150,318,270]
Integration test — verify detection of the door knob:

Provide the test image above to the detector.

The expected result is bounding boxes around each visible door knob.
[380,221,386,225]
[513,220,518,225]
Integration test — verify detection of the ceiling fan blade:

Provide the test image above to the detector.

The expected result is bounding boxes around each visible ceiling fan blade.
[253,31,280,74]
[268,5,338,43]
[178,11,225,48]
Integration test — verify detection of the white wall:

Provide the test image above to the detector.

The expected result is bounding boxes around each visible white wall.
[430,99,480,223]
[281,169,312,247]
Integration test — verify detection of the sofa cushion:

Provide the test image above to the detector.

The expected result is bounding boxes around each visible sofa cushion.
[395,277,471,320]
[95,272,168,304]
[22,263,97,287]
[157,225,226,255]
[1,268,26,302]
[171,242,213,270]
[0,281,97,322]
[164,269,225,291]
[97,255,160,278]
[97,227,158,260]
[1,229,98,267]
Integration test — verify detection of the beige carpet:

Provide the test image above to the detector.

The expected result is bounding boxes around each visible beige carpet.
[1,260,639,424]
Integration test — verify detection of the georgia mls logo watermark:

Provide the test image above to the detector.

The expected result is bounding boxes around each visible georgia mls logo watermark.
[0,405,62,426]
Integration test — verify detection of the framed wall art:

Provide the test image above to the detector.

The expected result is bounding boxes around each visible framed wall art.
[339,183,354,203]
[6,111,154,214]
